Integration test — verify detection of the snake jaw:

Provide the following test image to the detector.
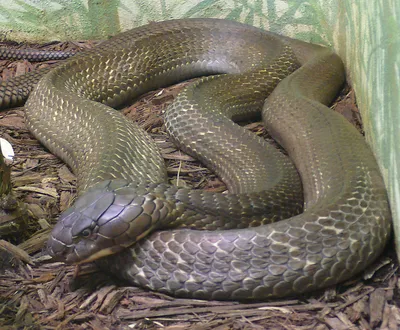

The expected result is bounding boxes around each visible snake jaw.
[73,244,126,265]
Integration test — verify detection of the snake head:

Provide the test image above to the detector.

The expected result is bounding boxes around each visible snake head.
[47,179,169,264]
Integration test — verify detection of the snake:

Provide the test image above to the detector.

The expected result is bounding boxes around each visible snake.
[0,18,391,300]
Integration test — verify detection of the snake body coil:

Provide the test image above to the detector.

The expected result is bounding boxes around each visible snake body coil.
[1,19,391,300]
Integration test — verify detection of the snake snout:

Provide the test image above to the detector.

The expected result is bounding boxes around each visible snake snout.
[47,208,118,264]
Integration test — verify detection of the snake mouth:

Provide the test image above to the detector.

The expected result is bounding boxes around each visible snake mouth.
[74,245,126,264]
[47,231,123,265]
[48,226,155,265]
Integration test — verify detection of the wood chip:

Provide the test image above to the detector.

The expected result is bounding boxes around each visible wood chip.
[0,115,25,129]
[369,288,386,327]
[0,239,32,265]
[99,288,126,314]
[58,165,75,184]
[14,186,59,198]
[59,190,74,212]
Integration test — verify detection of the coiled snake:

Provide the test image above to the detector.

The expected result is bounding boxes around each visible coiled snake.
[0,18,391,300]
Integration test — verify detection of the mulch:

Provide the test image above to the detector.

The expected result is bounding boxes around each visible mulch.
[0,38,399,330]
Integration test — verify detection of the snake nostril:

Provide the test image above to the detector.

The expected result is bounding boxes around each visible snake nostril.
[47,237,64,255]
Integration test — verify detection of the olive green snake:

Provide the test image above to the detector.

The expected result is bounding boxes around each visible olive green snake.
[0,18,391,300]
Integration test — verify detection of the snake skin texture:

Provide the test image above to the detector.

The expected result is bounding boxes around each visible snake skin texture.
[0,48,77,108]
[0,67,53,109]
[1,18,391,300]
[0,47,75,61]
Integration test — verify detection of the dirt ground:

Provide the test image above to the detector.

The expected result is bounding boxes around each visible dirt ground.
[0,39,399,330]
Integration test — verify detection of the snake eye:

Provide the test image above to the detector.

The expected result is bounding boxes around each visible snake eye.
[80,228,92,238]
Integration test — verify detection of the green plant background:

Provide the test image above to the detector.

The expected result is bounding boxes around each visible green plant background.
[0,0,399,258]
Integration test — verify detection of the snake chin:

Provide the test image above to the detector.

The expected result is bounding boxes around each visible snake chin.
[75,245,126,265]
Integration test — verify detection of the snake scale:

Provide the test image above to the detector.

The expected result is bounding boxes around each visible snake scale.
[0,18,391,300]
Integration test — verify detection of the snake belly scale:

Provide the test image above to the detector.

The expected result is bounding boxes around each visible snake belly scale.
[1,18,391,300]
